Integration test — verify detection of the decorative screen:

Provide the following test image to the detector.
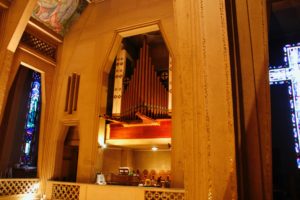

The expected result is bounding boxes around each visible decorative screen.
[269,43,300,169]
[20,71,41,166]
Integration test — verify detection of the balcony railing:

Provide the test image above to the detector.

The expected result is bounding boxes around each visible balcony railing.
[0,178,40,199]
[46,181,184,200]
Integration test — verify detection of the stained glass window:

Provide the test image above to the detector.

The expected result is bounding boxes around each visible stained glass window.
[20,71,41,166]
[269,43,300,169]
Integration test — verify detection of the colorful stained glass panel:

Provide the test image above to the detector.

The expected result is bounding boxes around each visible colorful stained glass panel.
[20,71,41,166]
[269,43,300,169]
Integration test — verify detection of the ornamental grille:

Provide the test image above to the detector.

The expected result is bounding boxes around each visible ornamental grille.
[21,32,57,61]
[144,190,185,200]
[52,183,80,200]
[0,179,39,196]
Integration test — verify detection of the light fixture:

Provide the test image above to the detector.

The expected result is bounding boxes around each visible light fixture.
[152,146,158,151]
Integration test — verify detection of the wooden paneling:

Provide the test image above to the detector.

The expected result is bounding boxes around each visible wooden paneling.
[109,120,171,139]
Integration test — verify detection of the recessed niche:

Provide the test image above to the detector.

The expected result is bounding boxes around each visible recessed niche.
[61,126,79,182]
[104,30,172,148]
[0,66,42,178]
[101,26,172,187]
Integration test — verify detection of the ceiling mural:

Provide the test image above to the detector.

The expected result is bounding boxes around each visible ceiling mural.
[32,0,88,36]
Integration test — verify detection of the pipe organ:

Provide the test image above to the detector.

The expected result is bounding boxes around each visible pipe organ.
[112,39,170,121]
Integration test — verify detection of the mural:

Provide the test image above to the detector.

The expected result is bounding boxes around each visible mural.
[32,0,88,35]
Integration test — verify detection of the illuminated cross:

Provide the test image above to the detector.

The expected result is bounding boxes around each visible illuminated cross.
[269,44,300,168]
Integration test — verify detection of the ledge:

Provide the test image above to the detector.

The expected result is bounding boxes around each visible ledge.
[46,180,185,200]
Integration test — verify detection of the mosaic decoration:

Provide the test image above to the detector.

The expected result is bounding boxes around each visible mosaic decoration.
[32,0,88,35]
[0,179,39,196]
[20,71,41,166]
[269,43,300,168]
[144,190,185,200]
[52,183,80,200]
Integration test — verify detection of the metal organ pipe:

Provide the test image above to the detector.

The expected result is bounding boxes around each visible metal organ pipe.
[120,40,169,121]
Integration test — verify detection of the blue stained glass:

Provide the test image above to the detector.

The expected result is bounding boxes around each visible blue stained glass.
[289,86,292,95]
[292,113,296,123]
[20,71,41,165]
[290,100,294,109]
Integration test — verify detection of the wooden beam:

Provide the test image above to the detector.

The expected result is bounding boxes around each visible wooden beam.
[0,0,10,9]
[18,44,56,67]
[28,17,63,44]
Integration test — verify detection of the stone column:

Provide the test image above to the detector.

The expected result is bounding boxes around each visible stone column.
[0,50,14,121]
[234,0,272,199]
[173,0,237,199]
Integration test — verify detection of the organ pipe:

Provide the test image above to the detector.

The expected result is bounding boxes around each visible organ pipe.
[120,39,169,121]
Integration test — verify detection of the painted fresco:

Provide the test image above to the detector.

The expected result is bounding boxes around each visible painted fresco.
[32,0,88,35]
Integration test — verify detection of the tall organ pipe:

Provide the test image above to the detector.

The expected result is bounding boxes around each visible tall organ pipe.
[120,40,168,120]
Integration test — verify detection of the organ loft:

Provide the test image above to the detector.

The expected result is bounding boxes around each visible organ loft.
[109,34,171,122]
[0,0,272,200]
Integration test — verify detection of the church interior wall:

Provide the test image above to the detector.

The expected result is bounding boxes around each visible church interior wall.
[101,149,171,176]
[42,0,175,183]
[0,0,273,199]
[133,150,171,173]
[102,149,122,175]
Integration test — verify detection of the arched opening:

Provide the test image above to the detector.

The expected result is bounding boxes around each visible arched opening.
[0,65,42,178]
[54,123,80,182]
[61,126,79,182]
[98,22,175,187]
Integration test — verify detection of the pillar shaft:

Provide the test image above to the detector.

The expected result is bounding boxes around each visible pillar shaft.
[173,0,237,199]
